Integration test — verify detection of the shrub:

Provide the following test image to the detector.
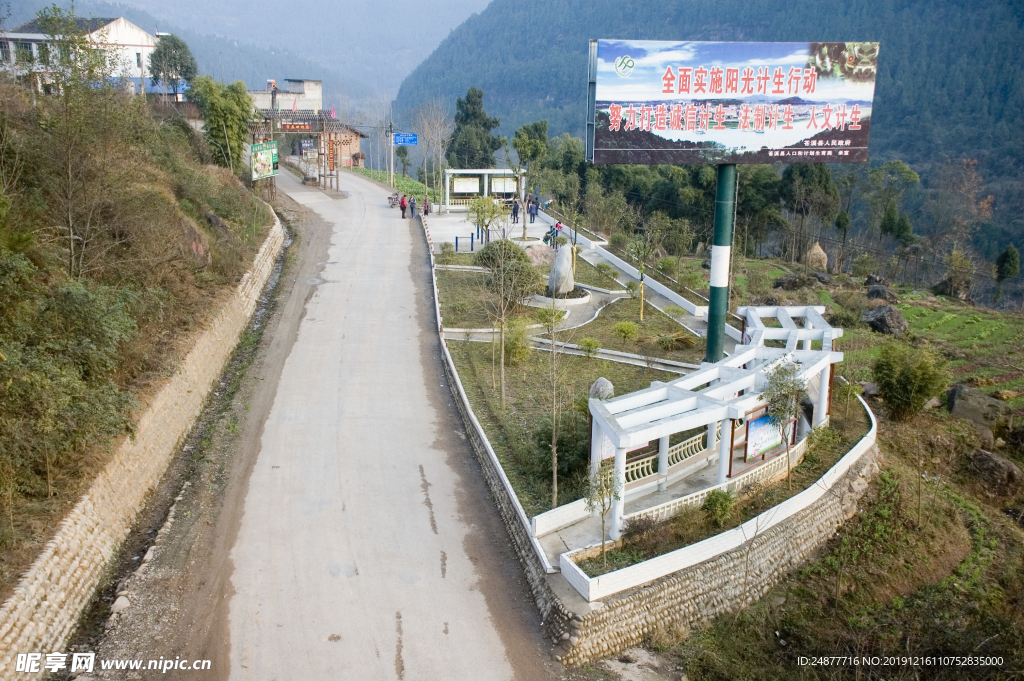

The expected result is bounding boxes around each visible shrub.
[578,337,601,358]
[503,317,532,365]
[473,238,530,270]
[437,241,455,265]
[652,332,697,351]
[624,280,641,298]
[532,409,591,480]
[872,342,949,421]
[657,256,678,276]
[702,489,735,528]
[679,270,705,292]
[555,235,568,247]
[664,304,685,316]
[852,253,877,278]
[612,321,639,343]
[610,232,629,250]
[596,262,619,282]
[747,271,769,295]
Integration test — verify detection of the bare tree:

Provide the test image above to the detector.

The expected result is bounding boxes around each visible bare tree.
[414,99,454,202]
[585,467,621,568]
[763,361,807,492]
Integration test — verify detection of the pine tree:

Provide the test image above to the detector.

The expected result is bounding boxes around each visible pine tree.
[446,87,504,169]
[995,244,1020,303]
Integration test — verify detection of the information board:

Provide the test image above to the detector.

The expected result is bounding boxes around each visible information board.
[394,133,418,146]
[452,177,480,194]
[490,177,517,193]
[250,141,279,180]
[590,40,879,165]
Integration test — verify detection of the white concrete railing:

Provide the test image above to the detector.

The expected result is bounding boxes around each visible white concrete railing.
[560,395,877,602]
[531,498,589,537]
[421,212,556,573]
[599,428,710,487]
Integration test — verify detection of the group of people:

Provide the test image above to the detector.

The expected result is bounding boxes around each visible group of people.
[398,194,430,219]
[509,198,540,224]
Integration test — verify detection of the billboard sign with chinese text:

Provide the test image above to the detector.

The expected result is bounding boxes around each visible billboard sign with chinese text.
[491,177,517,193]
[746,413,782,461]
[394,133,418,146]
[590,40,879,165]
[250,141,279,180]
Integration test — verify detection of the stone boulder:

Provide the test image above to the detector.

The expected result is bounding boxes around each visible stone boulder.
[968,449,1023,497]
[813,272,832,284]
[774,273,816,290]
[524,244,556,267]
[861,305,908,336]
[547,246,575,297]
[932,276,971,302]
[867,285,899,303]
[701,258,711,270]
[947,384,1012,447]
[865,274,889,287]
[589,377,614,400]
[861,382,880,399]
[805,242,828,272]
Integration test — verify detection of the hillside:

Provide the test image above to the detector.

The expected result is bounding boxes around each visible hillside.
[393,0,1024,253]
[6,0,374,106]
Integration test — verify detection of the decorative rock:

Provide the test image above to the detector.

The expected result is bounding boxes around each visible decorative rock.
[867,285,899,303]
[111,596,130,613]
[813,272,831,284]
[805,242,828,271]
[524,244,556,267]
[590,378,614,400]
[947,384,1012,447]
[701,258,711,269]
[773,273,815,291]
[861,305,908,336]
[933,276,971,301]
[547,246,575,297]
[865,273,889,287]
[968,449,1022,496]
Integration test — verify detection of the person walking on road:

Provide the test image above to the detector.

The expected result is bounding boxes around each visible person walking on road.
[423,194,430,216]
[511,199,520,224]
[528,199,538,224]
[410,196,417,218]
[400,194,407,218]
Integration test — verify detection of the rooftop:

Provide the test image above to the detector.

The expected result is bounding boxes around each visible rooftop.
[11,17,116,35]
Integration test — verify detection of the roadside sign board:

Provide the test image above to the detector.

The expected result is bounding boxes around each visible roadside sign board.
[250,141,279,180]
[393,133,418,146]
[588,40,879,165]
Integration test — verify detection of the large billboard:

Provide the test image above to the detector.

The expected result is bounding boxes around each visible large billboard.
[589,40,879,165]
[250,141,279,180]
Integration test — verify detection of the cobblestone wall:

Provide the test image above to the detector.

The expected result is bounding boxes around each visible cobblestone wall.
[0,217,285,677]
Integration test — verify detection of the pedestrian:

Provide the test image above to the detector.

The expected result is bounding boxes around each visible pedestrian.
[410,196,417,217]
[511,199,520,224]
[400,194,407,218]
[423,194,430,215]
[529,199,538,224]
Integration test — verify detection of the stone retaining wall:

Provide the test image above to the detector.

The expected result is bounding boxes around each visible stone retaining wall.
[557,443,882,665]
[0,216,285,676]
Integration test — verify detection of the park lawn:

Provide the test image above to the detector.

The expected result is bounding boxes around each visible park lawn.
[577,404,871,577]
[448,340,675,516]
[566,297,705,364]
[575,257,623,289]
[437,252,477,266]
[435,269,539,329]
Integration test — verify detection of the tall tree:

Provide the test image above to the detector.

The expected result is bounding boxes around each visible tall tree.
[995,244,1020,304]
[148,34,198,97]
[189,76,253,173]
[395,146,410,176]
[447,87,503,169]
[780,164,839,263]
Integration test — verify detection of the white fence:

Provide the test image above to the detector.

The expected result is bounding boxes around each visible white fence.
[559,395,877,601]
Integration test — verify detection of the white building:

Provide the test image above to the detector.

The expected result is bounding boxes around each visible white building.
[250,79,324,113]
[1,17,160,94]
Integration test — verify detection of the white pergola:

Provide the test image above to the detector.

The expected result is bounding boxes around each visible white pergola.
[588,306,842,539]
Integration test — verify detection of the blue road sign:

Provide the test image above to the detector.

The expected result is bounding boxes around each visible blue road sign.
[393,133,418,146]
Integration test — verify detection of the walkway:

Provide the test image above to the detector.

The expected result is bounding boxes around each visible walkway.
[226,170,557,680]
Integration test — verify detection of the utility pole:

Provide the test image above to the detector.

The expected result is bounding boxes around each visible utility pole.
[388,121,395,187]
[705,164,736,363]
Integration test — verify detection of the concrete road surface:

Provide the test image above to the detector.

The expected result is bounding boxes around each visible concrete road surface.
[227,170,555,680]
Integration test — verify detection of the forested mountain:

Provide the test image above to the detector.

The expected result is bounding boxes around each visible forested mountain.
[6,0,374,106]
[99,0,490,97]
[393,0,1024,252]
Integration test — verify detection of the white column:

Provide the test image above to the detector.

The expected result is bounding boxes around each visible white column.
[802,317,813,350]
[717,419,732,484]
[590,419,602,478]
[657,436,669,492]
[797,411,809,441]
[814,366,830,427]
[706,420,718,452]
[609,447,627,540]
[444,171,449,213]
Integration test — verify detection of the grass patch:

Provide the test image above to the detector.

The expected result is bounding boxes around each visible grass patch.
[435,270,539,329]
[447,340,675,515]
[564,297,704,364]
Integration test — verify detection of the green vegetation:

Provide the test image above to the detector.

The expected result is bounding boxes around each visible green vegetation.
[0,10,272,592]
[189,76,252,172]
[345,166,441,204]
[448,340,675,515]
[395,0,1024,258]
[447,87,504,169]
[148,33,198,97]
[872,343,950,421]
[567,298,703,364]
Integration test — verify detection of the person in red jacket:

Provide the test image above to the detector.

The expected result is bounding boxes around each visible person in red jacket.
[400,194,407,218]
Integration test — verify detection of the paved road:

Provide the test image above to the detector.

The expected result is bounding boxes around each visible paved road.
[227,171,555,680]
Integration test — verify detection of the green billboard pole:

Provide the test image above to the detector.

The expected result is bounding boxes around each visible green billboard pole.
[704,164,736,363]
